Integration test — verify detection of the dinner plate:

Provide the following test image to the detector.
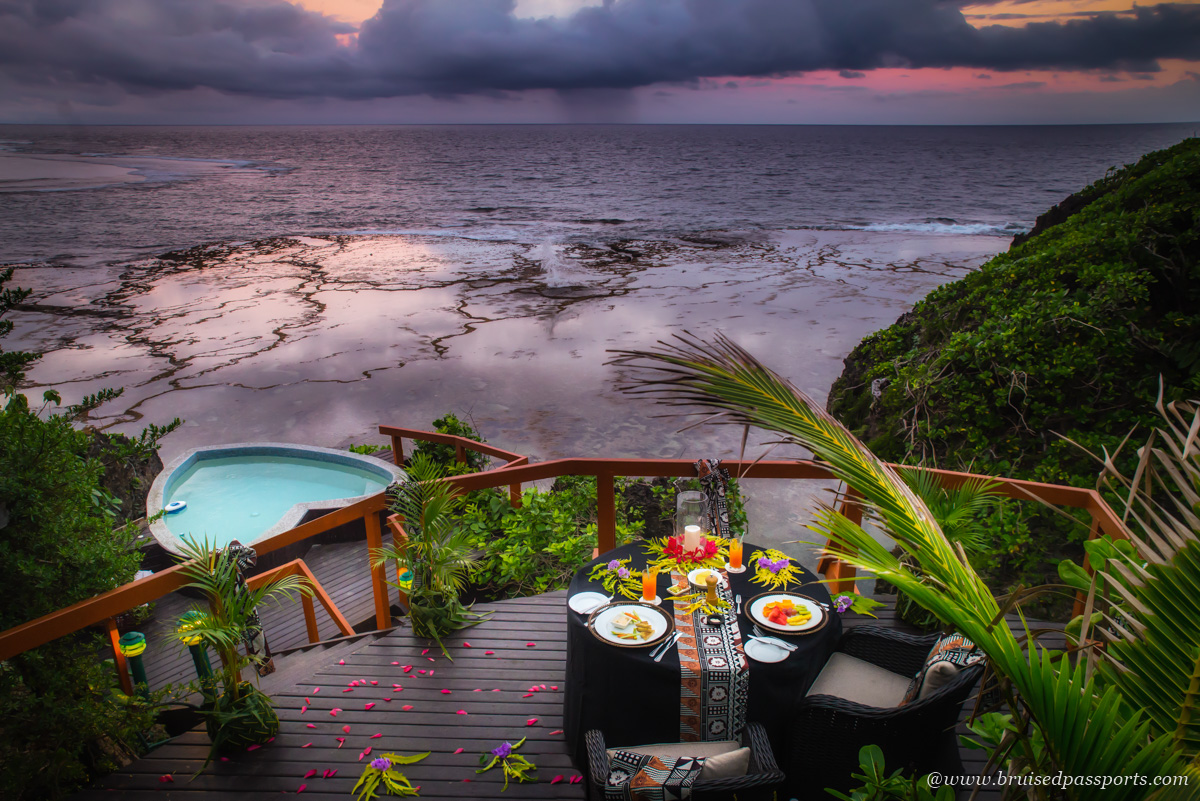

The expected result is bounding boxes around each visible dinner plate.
[687,568,728,589]
[743,637,789,663]
[747,592,827,634]
[568,591,610,614]
[587,602,673,648]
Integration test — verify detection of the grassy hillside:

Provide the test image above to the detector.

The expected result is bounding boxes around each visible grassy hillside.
[827,137,1200,589]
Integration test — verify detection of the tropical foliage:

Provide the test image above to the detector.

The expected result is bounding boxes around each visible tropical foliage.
[828,745,954,801]
[372,453,484,652]
[827,137,1200,588]
[351,751,429,800]
[172,536,312,762]
[611,333,1194,799]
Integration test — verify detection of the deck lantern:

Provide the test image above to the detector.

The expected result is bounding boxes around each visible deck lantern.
[176,610,214,684]
[117,631,149,698]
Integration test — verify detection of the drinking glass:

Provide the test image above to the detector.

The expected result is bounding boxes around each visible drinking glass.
[729,538,744,570]
[641,569,657,602]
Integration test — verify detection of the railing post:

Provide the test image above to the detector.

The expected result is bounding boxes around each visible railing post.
[390,435,404,466]
[301,595,320,643]
[597,473,616,556]
[365,511,392,630]
[510,482,522,509]
[820,485,862,595]
[106,618,134,697]
[455,442,466,465]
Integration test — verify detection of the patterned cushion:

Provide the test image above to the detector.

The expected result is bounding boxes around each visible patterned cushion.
[902,632,984,705]
[605,740,748,780]
[605,749,707,800]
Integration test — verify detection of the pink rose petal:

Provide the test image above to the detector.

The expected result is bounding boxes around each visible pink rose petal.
[301,742,312,748]
[220,757,230,762]
[364,703,376,710]
[364,746,372,756]
[246,744,260,751]
[305,697,311,704]
[429,669,435,676]
[300,705,308,713]
[464,642,472,648]
[304,769,317,779]
[313,687,320,693]
[349,680,358,687]
[297,784,306,793]
[336,738,345,748]
[306,723,317,729]
[370,680,378,685]
[403,665,412,673]
[523,693,533,698]
[526,718,538,726]
[473,688,482,692]
[492,688,501,692]
[342,688,354,693]
[391,661,399,665]
[427,657,435,662]
[421,648,429,656]
[551,686,559,691]
[570,775,583,784]
[159,775,174,783]
[338,659,345,665]
[549,729,564,735]
[383,698,393,703]
[485,651,494,655]
[402,705,414,711]
[370,733,382,739]
[418,670,425,675]
[441,689,451,694]
[342,725,351,733]
[454,748,464,754]
[330,709,340,717]
[328,769,338,778]
[551,775,564,785]
[526,642,536,647]
[456,710,467,715]
[540,684,547,689]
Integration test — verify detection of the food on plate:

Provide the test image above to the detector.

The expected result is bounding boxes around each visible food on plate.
[611,610,655,641]
[763,598,813,627]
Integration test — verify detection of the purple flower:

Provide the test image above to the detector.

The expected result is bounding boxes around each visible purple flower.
[758,556,790,574]
[607,559,620,571]
[757,556,771,570]
[369,757,391,771]
[491,742,514,758]
[835,595,853,614]
[617,567,630,578]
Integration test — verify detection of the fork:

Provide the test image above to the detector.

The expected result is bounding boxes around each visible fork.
[751,623,798,651]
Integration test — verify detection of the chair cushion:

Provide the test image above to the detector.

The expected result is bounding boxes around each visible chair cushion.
[606,740,748,780]
[902,632,984,704]
[805,652,911,708]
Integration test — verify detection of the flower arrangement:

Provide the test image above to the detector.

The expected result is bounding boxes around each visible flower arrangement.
[831,593,884,616]
[351,751,430,800]
[748,548,804,590]
[477,738,537,790]
[587,558,643,600]
[644,535,727,573]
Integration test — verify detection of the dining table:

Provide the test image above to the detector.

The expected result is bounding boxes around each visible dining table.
[562,540,841,767]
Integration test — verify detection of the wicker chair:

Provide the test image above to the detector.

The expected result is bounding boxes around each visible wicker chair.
[586,722,784,801]
[787,626,983,797]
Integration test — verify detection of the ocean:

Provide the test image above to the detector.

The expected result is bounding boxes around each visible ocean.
[2,123,1193,557]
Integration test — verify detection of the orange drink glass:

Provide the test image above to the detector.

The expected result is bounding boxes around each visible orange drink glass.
[642,569,657,602]
[729,539,744,570]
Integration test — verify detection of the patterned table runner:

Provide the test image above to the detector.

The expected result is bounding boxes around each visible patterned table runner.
[670,571,749,742]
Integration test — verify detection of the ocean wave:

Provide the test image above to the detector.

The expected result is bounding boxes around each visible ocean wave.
[842,220,1028,237]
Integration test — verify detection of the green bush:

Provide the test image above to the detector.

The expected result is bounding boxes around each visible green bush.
[412,413,490,473]
[827,138,1200,592]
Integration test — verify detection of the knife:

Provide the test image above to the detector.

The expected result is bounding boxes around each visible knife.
[649,631,675,659]
[653,632,681,663]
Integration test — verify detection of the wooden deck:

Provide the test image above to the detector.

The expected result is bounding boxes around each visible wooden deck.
[87,561,1062,800]
[80,591,583,800]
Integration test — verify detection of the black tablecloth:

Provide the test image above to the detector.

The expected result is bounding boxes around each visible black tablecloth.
[563,541,841,766]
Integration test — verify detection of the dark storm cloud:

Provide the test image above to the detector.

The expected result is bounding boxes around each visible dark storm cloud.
[2,0,1199,99]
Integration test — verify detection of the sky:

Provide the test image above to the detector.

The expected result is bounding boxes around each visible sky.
[1,0,1198,124]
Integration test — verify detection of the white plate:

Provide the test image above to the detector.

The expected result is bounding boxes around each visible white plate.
[588,603,673,648]
[748,593,825,634]
[687,568,727,589]
[744,638,789,663]
[568,591,609,614]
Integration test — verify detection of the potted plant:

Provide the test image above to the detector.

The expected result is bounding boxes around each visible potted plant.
[172,536,312,762]
[372,453,483,655]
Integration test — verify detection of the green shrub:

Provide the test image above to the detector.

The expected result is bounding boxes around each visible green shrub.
[412,413,489,473]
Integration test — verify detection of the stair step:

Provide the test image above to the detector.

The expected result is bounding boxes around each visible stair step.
[256,630,391,697]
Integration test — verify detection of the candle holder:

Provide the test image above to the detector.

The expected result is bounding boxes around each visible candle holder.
[667,491,716,565]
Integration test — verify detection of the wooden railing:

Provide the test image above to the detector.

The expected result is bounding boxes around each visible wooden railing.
[0,426,1129,691]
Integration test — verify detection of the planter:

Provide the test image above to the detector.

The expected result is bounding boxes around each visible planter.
[204,682,279,753]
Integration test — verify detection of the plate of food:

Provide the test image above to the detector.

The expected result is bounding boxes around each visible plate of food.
[747,593,826,634]
[587,602,673,648]
[686,568,727,589]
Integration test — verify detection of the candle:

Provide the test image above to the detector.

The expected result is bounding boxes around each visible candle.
[641,569,656,602]
[683,524,702,554]
[729,539,743,570]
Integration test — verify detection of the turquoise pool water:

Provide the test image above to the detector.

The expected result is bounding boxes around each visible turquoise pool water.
[162,454,390,547]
